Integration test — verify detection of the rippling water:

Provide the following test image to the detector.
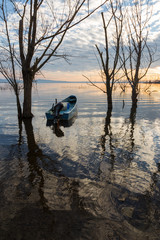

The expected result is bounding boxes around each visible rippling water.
[0,83,160,240]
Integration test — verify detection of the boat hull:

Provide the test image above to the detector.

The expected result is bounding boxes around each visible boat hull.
[45,95,77,121]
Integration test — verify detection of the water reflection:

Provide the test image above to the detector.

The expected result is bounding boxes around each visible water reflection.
[100,108,112,154]
[46,117,76,137]
[129,103,137,149]
[23,119,48,209]
[99,103,160,238]
[100,103,138,182]
[17,120,120,240]
[1,83,160,239]
[50,123,64,137]
[99,108,115,183]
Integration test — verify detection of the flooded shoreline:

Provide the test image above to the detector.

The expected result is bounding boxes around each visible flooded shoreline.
[0,83,160,239]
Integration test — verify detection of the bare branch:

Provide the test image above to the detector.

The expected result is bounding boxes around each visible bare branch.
[83,0,125,110]
[83,74,106,93]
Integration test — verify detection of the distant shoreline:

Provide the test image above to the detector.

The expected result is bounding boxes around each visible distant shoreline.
[1,79,160,84]
[0,79,101,84]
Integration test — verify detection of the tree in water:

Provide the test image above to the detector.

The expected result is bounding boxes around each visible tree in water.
[84,0,124,110]
[121,0,156,106]
[0,0,107,118]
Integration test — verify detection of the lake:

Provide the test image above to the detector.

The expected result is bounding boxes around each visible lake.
[0,82,160,240]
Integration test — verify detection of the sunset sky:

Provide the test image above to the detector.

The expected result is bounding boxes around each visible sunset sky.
[0,0,160,82]
[40,0,160,82]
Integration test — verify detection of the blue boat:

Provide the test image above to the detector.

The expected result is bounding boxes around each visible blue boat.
[45,95,77,121]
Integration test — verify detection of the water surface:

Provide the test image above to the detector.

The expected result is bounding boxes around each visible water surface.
[0,83,160,240]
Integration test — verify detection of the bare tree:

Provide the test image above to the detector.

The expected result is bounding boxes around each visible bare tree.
[0,0,107,118]
[0,0,22,118]
[84,0,124,110]
[121,0,155,106]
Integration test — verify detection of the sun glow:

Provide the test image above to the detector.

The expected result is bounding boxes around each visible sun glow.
[36,69,101,83]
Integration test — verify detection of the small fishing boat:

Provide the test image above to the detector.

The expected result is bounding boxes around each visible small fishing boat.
[45,95,77,121]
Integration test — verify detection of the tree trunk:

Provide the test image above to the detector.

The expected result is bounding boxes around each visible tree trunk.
[16,93,22,119]
[130,101,137,126]
[23,118,38,152]
[23,72,34,118]
[131,85,138,107]
[107,81,113,110]
[107,93,112,110]
[14,84,22,119]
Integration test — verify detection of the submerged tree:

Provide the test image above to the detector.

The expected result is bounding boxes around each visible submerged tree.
[121,0,155,106]
[85,0,124,110]
[0,0,107,118]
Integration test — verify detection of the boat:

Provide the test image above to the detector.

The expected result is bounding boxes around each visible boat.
[45,95,77,121]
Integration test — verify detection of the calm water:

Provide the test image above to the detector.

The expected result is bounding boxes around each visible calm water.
[0,83,160,240]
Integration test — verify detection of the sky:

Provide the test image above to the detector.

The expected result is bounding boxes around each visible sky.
[0,0,160,82]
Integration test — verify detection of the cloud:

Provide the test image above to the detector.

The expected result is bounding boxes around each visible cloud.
[43,0,160,75]
[0,0,160,81]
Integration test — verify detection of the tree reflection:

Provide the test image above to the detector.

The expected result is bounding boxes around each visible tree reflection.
[100,102,138,164]
[22,119,85,212]
[128,103,137,153]
[18,118,23,145]
[69,180,84,212]
[99,101,139,184]
[16,119,101,239]
[23,119,48,209]
[101,109,112,152]
[100,108,116,179]
[102,103,160,232]
[101,108,112,153]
